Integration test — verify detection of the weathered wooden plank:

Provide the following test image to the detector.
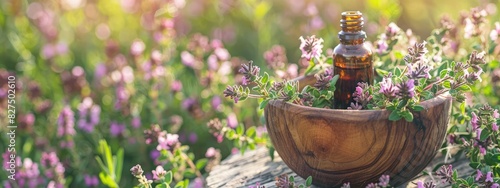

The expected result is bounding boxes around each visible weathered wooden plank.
[207,147,473,188]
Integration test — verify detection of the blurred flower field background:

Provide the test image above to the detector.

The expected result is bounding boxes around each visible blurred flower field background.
[0,0,499,187]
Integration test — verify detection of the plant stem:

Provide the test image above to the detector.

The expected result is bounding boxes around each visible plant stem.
[424,75,452,90]
[180,152,203,179]
[248,94,265,98]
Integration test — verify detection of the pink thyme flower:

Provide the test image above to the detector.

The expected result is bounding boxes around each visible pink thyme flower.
[396,79,415,98]
[157,133,179,151]
[130,40,145,56]
[375,39,388,55]
[476,169,483,181]
[84,174,99,187]
[205,147,216,158]
[227,113,238,128]
[493,122,499,132]
[479,146,486,156]
[378,175,390,187]
[299,35,324,61]
[57,105,75,137]
[471,112,479,131]
[490,22,500,41]
[486,171,494,182]
[379,75,398,98]
[110,122,125,137]
[77,97,101,133]
[152,165,167,181]
[493,109,499,119]
[131,116,141,129]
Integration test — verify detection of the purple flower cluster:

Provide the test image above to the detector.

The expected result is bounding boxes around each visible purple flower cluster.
[40,152,66,187]
[313,68,334,90]
[375,23,401,55]
[152,165,167,181]
[349,82,372,109]
[110,122,126,137]
[77,97,101,133]
[396,79,416,99]
[263,45,287,69]
[157,133,179,151]
[84,174,99,187]
[379,74,398,99]
[223,85,241,103]
[435,164,453,184]
[239,61,260,85]
[207,119,224,143]
[405,42,432,80]
[378,175,390,187]
[299,35,324,61]
[57,105,75,137]
[490,22,500,41]
[463,8,487,39]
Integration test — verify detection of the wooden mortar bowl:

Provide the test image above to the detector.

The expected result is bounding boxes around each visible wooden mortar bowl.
[264,85,452,187]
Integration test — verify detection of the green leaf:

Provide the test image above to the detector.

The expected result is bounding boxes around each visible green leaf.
[304,60,316,75]
[115,148,124,183]
[452,170,458,181]
[443,80,451,89]
[261,72,269,84]
[99,172,118,188]
[439,69,449,79]
[376,68,389,77]
[389,110,402,121]
[259,99,269,109]
[268,146,275,161]
[195,159,208,170]
[183,170,196,178]
[330,75,339,90]
[305,176,313,186]
[227,129,236,139]
[457,85,471,92]
[155,183,169,188]
[175,180,187,188]
[394,67,402,77]
[465,176,474,185]
[401,110,414,122]
[95,156,109,175]
[246,126,256,138]
[469,162,480,169]
[460,102,466,114]
[325,58,333,65]
[289,175,295,182]
[299,185,304,188]
[236,124,244,135]
[412,105,425,112]
[480,129,490,142]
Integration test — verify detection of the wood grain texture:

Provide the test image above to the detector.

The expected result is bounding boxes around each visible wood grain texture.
[264,93,452,187]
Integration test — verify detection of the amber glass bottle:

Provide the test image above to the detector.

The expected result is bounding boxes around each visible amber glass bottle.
[333,11,373,109]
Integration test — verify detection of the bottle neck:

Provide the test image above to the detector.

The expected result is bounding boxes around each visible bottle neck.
[340,38,365,45]
[338,31,366,45]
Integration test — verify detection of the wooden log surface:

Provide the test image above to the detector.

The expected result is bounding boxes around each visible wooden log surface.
[206,147,474,188]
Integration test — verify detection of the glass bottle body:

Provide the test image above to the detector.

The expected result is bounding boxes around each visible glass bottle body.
[333,42,373,109]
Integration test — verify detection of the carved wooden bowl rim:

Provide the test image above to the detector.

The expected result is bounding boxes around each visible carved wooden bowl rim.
[267,92,450,115]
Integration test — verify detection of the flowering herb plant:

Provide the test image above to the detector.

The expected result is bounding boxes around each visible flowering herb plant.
[224,37,484,123]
